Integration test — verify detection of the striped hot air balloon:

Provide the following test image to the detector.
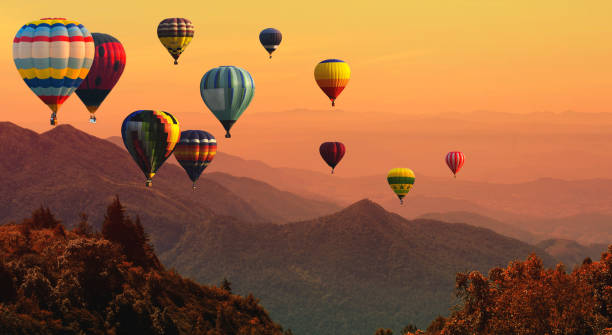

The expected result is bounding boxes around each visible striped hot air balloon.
[157,18,194,65]
[445,151,465,178]
[259,28,282,59]
[121,110,180,187]
[319,142,345,174]
[173,130,217,190]
[387,168,415,205]
[314,59,350,107]
[200,66,255,138]
[13,18,94,125]
[75,33,126,123]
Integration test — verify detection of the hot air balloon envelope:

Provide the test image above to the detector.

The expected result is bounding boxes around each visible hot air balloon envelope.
[387,168,415,204]
[314,59,350,107]
[174,130,217,190]
[259,28,282,59]
[75,33,126,123]
[13,18,94,125]
[157,18,194,65]
[319,142,345,174]
[200,66,255,138]
[121,110,180,187]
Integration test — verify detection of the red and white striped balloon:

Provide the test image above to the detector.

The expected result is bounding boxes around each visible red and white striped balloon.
[445,151,465,177]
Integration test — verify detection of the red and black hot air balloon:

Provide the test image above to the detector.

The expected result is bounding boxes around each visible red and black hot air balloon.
[319,142,346,174]
[445,151,465,178]
[75,33,126,123]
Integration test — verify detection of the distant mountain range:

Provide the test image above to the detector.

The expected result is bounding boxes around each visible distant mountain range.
[108,135,612,245]
[2,122,607,334]
[0,122,340,252]
[536,239,609,268]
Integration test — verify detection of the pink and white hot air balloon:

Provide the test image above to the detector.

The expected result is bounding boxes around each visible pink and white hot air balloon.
[445,151,465,178]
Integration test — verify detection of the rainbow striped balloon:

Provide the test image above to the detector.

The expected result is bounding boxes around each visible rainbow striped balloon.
[314,59,351,107]
[13,18,94,125]
[173,130,217,190]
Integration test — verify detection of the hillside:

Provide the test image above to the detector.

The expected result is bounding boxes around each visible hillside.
[0,122,340,252]
[161,199,557,335]
[0,205,285,335]
[108,135,612,245]
[418,211,539,244]
[537,238,609,268]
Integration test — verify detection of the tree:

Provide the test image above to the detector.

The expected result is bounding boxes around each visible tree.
[401,324,418,334]
[73,213,94,236]
[221,278,232,293]
[374,329,393,335]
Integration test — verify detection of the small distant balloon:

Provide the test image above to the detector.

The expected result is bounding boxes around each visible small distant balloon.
[387,168,415,205]
[121,110,180,187]
[75,33,126,123]
[314,59,350,107]
[319,142,345,174]
[200,66,255,138]
[259,28,282,59]
[445,151,465,178]
[174,130,217,190]
[157,18,194,65]
[13,18,94,125]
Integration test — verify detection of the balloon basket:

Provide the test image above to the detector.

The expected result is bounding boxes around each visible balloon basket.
[145,179,152,187]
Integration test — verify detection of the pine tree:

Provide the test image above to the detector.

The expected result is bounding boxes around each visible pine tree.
[73,213,94,236]
[220,278,232,293]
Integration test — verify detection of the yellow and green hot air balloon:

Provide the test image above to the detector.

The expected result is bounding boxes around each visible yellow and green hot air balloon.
[387,168,415,205]
[314,59,350,107]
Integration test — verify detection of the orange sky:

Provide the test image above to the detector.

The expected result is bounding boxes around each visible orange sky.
[2,1,612,180]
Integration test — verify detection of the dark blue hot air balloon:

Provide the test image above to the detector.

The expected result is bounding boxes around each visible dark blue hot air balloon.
[259,28,282,59]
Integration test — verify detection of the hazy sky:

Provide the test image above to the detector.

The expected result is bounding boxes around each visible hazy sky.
[2,1,612,179]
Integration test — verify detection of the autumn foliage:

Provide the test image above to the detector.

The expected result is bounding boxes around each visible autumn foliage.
[0,198,286,334]
[398,247,612,335]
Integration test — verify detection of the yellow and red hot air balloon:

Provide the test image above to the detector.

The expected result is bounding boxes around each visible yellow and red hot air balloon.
[314,59,350,107]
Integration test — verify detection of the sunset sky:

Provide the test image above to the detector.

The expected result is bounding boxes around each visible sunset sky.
[2,1,612,180]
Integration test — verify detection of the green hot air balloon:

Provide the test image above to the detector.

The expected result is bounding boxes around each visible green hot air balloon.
[199,66,255,138]
[121,110,181,187]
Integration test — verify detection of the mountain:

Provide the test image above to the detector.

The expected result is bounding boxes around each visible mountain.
[536,239,609,268]
[161,199,558,335]
[418,211,539,244]
[108,135,612,245]
[0,122,340,252]
[0,207,284,334]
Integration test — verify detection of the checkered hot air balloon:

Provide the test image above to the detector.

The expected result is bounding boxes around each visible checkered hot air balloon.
[121,110,180,187]
[445,151,465,178]
[314,59,350,107]
[387,168,415,205]
[157,18,194,65]
[173,130,217,190]
[199,66,255,138]
[13,18,95,125]
[75,33,126,123]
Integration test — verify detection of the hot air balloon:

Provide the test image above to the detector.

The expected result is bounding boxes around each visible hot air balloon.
[445,151,465,178]
[200,66,255,138]
[157,18,194,65]
[13,18,94,125]
[174,130,217,190]
[75,33,126,123]
[121,110,180,187]
[259,28,282,59]
[319,142,345,174]
[387,168,415,205]
[314,59,350,107]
